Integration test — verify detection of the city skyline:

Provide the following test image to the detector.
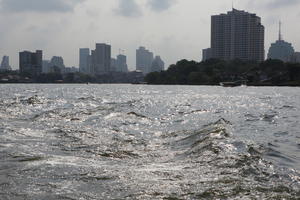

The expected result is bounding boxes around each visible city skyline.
[0,0,299,69]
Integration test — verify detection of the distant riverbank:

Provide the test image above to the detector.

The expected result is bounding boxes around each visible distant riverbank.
[2,59,300,86]
[145,59,300,87]
[0,71,144,84]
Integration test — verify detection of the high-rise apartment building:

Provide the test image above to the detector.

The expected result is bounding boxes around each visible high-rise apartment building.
[117,54,128,72]
[111,54,128,73]
[79,48,90,73]
[110,58,117,72]
[49,56,66,74]
[0,56,11,71]
[91,43,111,75]
[42,60,50,73]
[211,9,265,62]
[151,56,164,72]
[19,50,43,76]
[136,47,154,74]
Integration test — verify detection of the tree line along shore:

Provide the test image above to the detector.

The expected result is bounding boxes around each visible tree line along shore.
[145,59,300,86]
[1,59,300,86]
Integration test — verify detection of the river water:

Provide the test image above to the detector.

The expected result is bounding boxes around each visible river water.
[0,84,299,199]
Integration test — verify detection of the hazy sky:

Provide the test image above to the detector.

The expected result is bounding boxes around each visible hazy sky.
[1,0,299,70]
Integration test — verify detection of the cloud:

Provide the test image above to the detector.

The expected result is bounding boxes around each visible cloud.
[266,0,299,8]
[147,0,176,12]
[0,0,83,13]
[246,0,300,10]
[115,0,142,17]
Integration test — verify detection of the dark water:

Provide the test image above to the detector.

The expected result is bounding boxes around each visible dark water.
[0,84,299,199]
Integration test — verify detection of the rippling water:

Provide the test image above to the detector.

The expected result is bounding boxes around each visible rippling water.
[0,84,299,199]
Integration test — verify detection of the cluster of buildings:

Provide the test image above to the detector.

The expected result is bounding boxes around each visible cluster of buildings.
[18,50,79,77]
[79,45,164,76]
[136,47,164,74]
[203,8,300,63]
[3,43,165,78]
[79,44,126,75]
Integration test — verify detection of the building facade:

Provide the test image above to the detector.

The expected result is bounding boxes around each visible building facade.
[0,56,11,71]
[267,22,295,62]
[91,43,111,75]
[117,54,128,72]
[136,47,154,74]
[42,60,50,73]
[211,9,265,62]
[150,56,164,72]
[65,66,79,73]
[49,56,65,74]
[110,58,117,72]
[111,54,128,73]
[19,50,43,76]
[202,48,212,61]
[79,48,90,74]
[268,40,294,62]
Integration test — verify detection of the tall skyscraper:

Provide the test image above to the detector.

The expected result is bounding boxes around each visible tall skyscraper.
[211,9,265,62]
[136,47,154,74]
[267,22,295,62]
[110,58,117,72]
[150,56,164,72]
[91,43,111,75]
[0,56,11,71]
[79,48,90,73]
[111,54,128,73]
[117,54,128,72]
[49,56,66,74]
[19,50,42,76]
[42,60,50,73]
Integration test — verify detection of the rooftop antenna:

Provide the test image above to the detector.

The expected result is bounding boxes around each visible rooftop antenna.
[232,0,234,10]
[279,21,283,41]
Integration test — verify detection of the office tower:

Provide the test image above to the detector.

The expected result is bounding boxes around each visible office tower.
[117,54,128,72]
[0,56,12,71]
[90,50,96,74]
[211,9,265,62]
[267,22,295,62]
[19,50,42,76]
[49,56,65,74]
[79,48,90,73]
[111,58,117,72]
[136,47,154,74]
[42,60,50,73]
[151,56,164,72]
[202,48,212,61]
[91,43,111,75]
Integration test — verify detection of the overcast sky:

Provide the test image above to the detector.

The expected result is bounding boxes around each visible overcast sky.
[0,0,299,70]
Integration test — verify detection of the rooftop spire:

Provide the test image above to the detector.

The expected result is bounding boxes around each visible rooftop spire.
[279,21,283,41]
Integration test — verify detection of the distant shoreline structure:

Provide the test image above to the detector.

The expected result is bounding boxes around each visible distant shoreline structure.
[144,59,300,87]
[2,58,300,87]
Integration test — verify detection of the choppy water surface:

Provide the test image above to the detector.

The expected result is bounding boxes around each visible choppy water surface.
[0,84,299,199]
